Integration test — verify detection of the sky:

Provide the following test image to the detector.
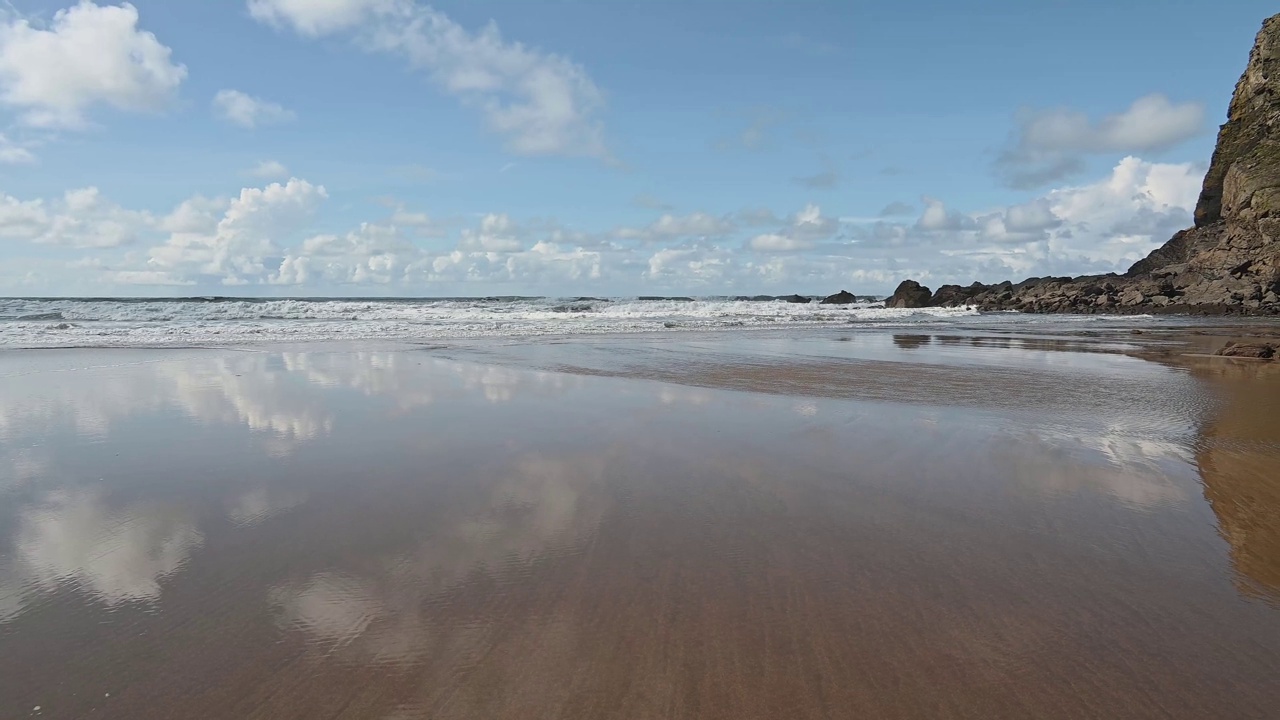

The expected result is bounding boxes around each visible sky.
[0,0,1273,297]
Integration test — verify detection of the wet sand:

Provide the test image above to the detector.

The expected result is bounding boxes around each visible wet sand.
[1,327,1279,719]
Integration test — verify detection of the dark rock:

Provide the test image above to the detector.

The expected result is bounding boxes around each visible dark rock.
[884,280,933,309]
[819,290,858,305]
[1216,342,1278,359]
[780,294,812,304]
[1195,14,1280,228]
[930,282,990,307]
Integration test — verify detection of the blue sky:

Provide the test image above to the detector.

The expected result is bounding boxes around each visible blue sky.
[0,0,1273,296]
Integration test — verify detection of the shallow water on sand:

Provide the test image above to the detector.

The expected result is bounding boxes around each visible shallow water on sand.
[1,330,1278,719]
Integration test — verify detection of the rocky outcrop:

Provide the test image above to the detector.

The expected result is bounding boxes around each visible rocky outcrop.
[891,14,1280,316]
[1216,342,1278,359]
[820,290,858,305]
[781,294,813,304]
[883,280,933,308]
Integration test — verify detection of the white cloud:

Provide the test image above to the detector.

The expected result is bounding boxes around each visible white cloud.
[748,233,813,252]
[744,204,836,252]
[899,157,1201,280]
[147,178,327,283]
[247,0,394,36]
[791,203,838,239]
[275,222,415,284]
[213,89,296,128]
[644,246,731,283]
[0,186,152,247]
[0,133,35,164]
[1003,199,1061,233]
[247,0,607,159]
[0,156,1204,295]
[0,1,186,129]
[249,159,290,179]
[614,212,735,243]
[159,195,227,234]
[458,213,524,252]
[916,197,976,232]
[998,94,1205,188]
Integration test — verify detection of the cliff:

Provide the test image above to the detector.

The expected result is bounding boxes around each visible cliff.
[885,13,1280,315]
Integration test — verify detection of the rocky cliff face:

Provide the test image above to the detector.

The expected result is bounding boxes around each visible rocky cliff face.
[885,13,1280,315]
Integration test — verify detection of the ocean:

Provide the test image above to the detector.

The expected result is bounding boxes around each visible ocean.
[0,295,1193,348]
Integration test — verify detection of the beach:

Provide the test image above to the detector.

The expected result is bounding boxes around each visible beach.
[2,321,1279,719]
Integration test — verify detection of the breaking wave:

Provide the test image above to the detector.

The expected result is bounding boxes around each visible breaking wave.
[0,296,983,348]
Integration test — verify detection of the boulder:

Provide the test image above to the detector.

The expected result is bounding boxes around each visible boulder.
[780,294,812,304]
[1216,342,1278,359]
[819,290,858,305]
[883,280,933,309]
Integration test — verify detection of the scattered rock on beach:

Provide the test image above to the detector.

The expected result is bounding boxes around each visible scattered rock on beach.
[1216,342,1278,359]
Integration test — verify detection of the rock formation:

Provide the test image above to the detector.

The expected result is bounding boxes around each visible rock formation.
[888,13,1280,315]
[820,290,858,305]
[883,280,933,308]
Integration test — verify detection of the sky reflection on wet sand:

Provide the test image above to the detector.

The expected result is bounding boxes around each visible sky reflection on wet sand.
[0,333,1278,719]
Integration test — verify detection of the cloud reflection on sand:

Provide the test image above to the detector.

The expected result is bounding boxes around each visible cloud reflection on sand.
[0,352,581,457]
[1006,420,1195,510]
[0,490,202,619]
[268,452,606,665]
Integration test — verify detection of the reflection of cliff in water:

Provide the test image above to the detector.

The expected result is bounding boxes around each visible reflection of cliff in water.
[1190,359,1280,603]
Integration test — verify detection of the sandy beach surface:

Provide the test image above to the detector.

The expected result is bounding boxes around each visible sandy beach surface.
[2,323,1279,719]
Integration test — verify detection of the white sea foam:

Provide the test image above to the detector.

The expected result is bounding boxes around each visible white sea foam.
[0,297,988,347]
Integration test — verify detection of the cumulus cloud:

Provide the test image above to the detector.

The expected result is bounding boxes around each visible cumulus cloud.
[147,178,328,284]
[0,155,1205,295]
[0,187,152,247]
[213,89,296,128]
[248,160,290,179]
[458,213,524,252]
[916,197,976,232]
[997,94,1205,188]
[922,157,1198,279]
[745,204,836,253]
[247,0,606,159]
[0,1,186,129]
[275,222,415,285]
